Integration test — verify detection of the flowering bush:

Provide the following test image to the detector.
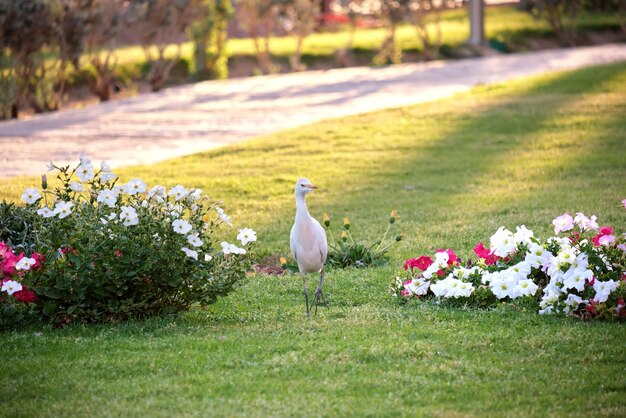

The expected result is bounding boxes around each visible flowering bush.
[1,156,256,325]
[392,209,626,320]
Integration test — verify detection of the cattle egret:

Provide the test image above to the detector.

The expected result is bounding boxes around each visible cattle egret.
[290,177,328,317]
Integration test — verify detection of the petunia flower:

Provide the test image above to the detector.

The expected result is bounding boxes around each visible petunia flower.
[21,188,41,205]
[552,214,574,235]
[172,219,192,234]
[237,228,257,246]
[181,247,198,260]
[1,280,23,295]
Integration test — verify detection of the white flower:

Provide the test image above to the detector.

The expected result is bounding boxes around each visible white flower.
[120,205,138,220]
[430,278,451,297]
[101,161,111,172]
[573,213,599,232]
[100,172,117,183]
[147,185,166,200]
[181,247,198,260]
[187,234,203,248]
[570,253,589,272]
[123,216,139,226]
[565,293,586,308]
[433,251,449,269]
[21,188,41,204]
[188,189,203,201]
[119,206,139,226]
[562,268,592,292]
[124,178,147,196]
[53,201,74,219]
[69,182,84,192]
[76,163,95,182]
[1,280,23,295]
[221,241,246,255]
[593,280,618,303]
[169,185,189,201]
[216,207,232,227]
[455,281,474,298]
[97,190,117,208]
[507,261,531,281]
[525,243,550,269]
[167,203,184,218]
[237,228,257,246]
[513,225,534,245]
[406,278,430,296]
[47,162,55,172]
[79,154,92,167]
[15,257,36,271]
[555,245,577,268]
[490,226,517,257]
[514,279,539,297]
[204,254,213,262]
[37,207,55,218]
[490,278,518,299]
[172,219,192,234]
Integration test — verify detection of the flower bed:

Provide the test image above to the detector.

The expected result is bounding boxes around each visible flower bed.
[392,206,626,320]
[0,156,255,326]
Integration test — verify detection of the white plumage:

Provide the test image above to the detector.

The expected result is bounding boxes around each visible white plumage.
[290,177,328,317]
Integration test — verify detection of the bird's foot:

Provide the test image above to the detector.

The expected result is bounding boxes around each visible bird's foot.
[313,289,329,315]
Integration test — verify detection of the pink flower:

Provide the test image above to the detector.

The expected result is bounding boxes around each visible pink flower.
[473,242,499,266]
[622,199,626,209]
[437,249,458,266]
[552,214,574,235]
[598,235,616,246]
[404,256,433,271]
[2,252,24,276]
[592,226,614,246]
[14,288,38,303]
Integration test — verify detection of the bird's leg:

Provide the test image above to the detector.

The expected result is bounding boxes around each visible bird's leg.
[302,274,310,318]
[313,268,328,315]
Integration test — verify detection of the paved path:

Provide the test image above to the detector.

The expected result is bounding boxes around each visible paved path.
[2,43,626,178]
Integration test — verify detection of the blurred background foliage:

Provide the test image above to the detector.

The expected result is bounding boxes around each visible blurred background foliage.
[1,0,624,119]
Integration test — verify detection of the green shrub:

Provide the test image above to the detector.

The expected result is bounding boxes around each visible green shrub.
[3,156,256,325]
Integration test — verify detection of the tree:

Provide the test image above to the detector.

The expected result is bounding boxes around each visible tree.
[406,0,447,61]
[236,0,280,74]
[131,0,199,92]
[280,0,318,71]
[520,0,582,45]
[0,0,77,118]
[190,0,233,80]
[78,0,128,101]
[373,0,410,65]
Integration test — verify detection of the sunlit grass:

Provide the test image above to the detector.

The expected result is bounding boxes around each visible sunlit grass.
[1,63,626,417]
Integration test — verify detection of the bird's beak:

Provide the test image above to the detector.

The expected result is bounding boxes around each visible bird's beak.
[303,183,318,189]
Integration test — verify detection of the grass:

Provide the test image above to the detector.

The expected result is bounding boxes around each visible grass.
[1,62,626,417]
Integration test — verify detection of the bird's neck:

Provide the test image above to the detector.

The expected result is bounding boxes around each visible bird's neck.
[295,193,311,220]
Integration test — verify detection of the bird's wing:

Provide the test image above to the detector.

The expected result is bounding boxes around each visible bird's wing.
[311,218,328,263]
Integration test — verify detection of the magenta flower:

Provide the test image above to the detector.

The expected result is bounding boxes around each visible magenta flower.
[622,199,626,209]
[552,214,574,235]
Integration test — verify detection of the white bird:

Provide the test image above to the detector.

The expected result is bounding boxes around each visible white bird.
[290,177,328,317]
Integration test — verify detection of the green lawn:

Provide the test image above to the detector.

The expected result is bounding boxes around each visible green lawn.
[1,62,626,417]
